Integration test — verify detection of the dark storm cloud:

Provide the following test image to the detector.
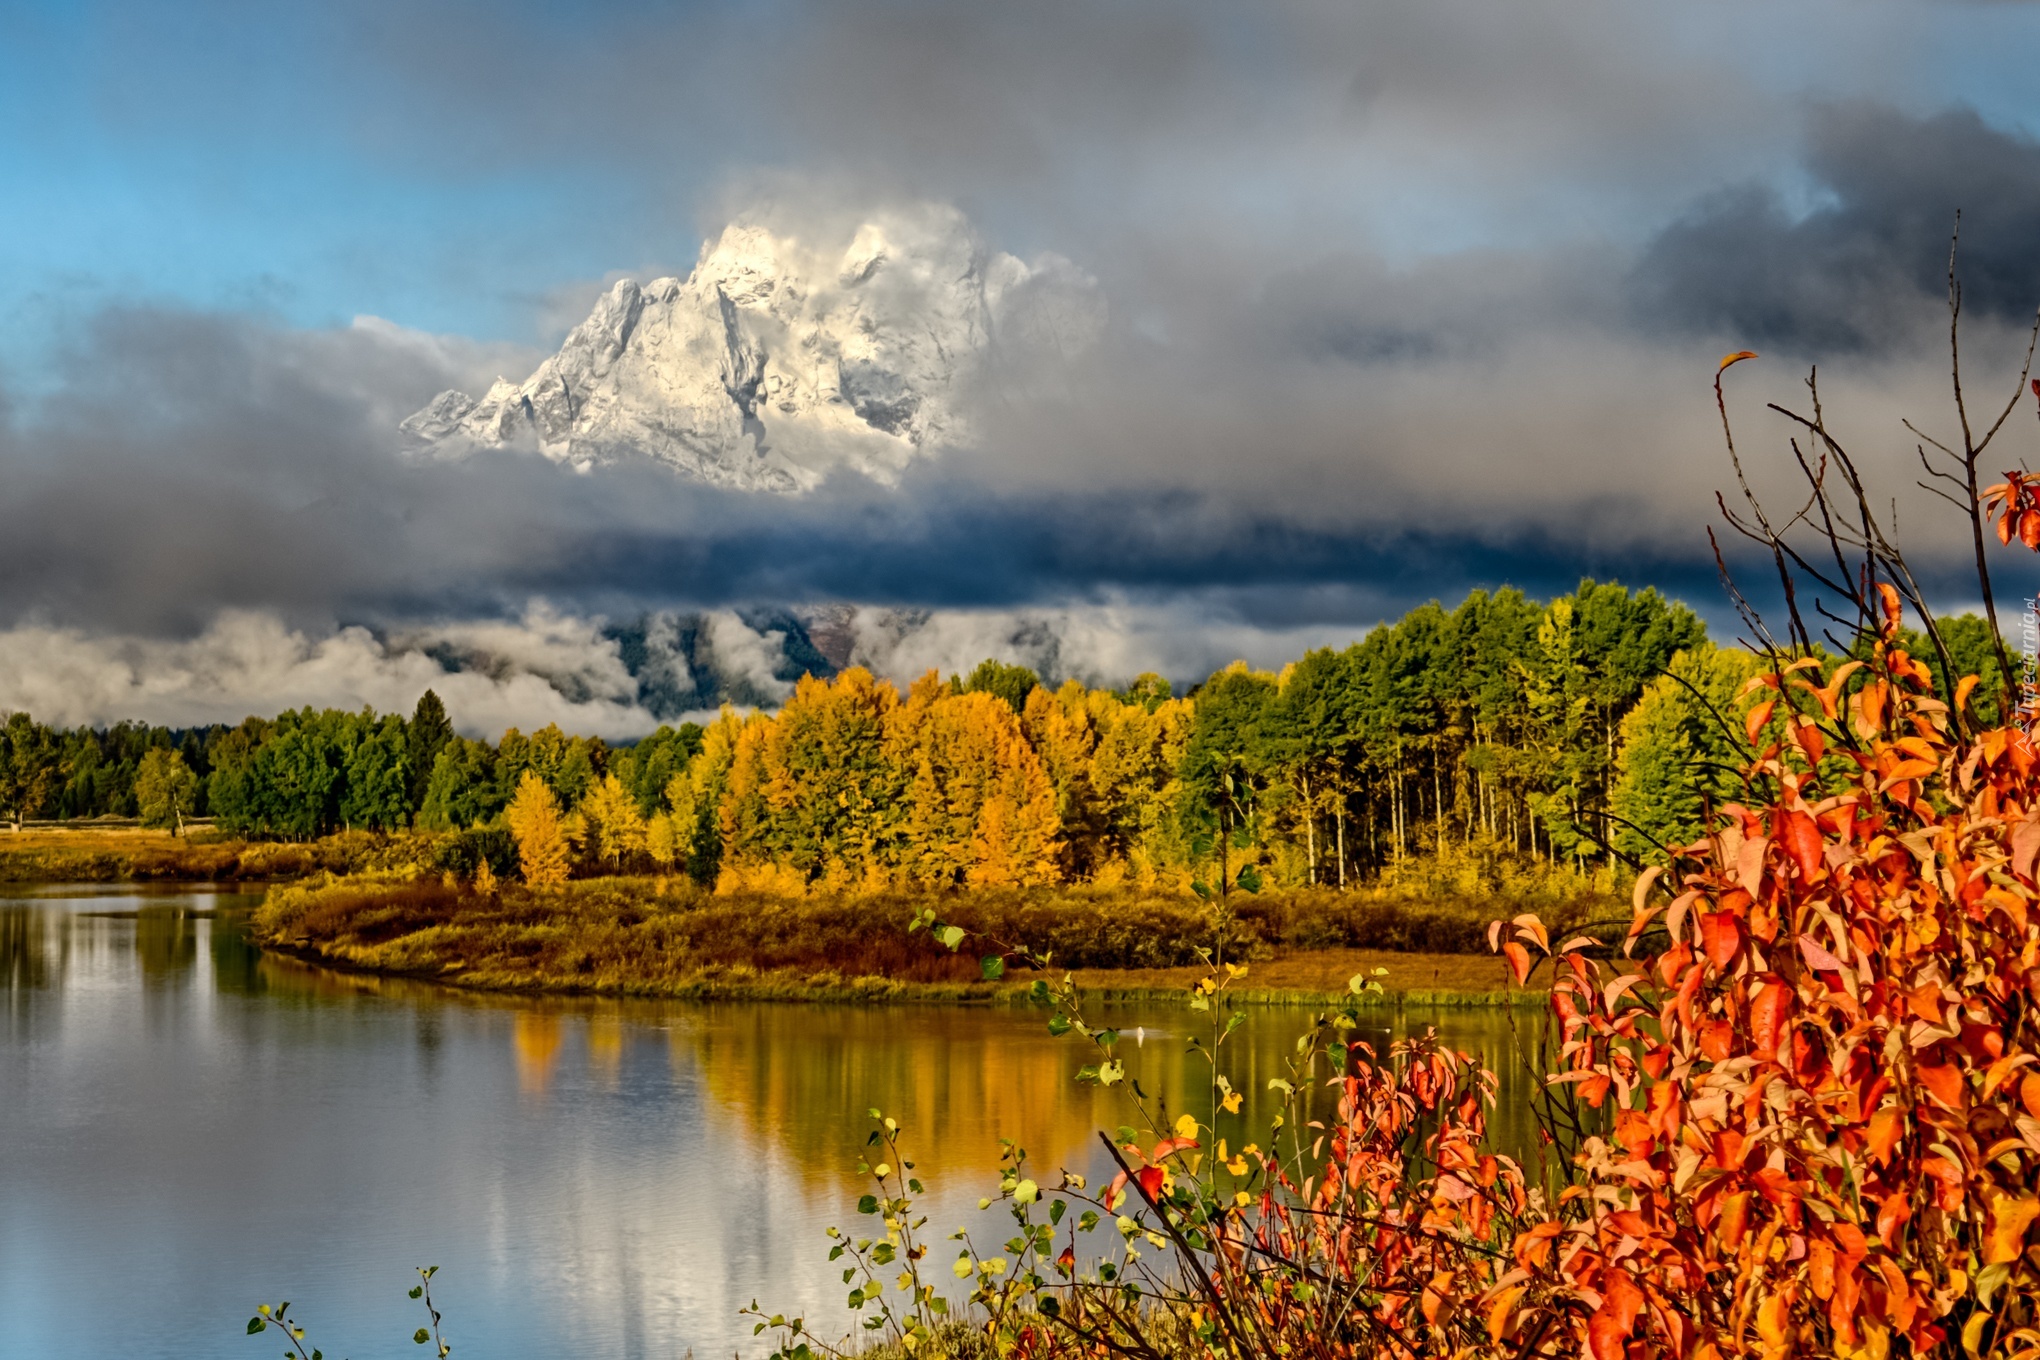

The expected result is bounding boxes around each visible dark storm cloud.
[0,290,1734,645]
[1635,105,2040,353]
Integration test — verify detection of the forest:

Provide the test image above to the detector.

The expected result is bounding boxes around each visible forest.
[0,578,2005,892]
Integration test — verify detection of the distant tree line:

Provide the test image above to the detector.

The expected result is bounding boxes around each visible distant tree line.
[2,582,2004,887]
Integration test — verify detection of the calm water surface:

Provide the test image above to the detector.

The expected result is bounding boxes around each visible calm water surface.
[0,884,1541,1359]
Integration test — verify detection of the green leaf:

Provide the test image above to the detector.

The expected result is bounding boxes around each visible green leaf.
[1190,879,1212,900]
[415,1328,432,1344]
[1046,1014,1072,1037]
[247,1319,267,1335]
[1028,979,1050,1004]
[980,955,1006,981]
[937,925,966,951]
[409,1287,424,1299]
[857,1194,880,1214]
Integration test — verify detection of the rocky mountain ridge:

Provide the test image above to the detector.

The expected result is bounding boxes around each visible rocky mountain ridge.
[401,205,1101,491]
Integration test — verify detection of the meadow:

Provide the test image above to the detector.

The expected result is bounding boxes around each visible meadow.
[251,873,1593,1004]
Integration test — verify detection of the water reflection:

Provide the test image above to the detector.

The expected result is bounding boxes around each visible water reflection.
[0,884,1552,1360]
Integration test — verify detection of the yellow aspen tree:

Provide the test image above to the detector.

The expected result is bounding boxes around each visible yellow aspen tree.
[717,716,778,890]
[580,773,647,872]
[646,811,679,869]
[884,672,948,885]
[1022,680,1103,877]
[505,769,571,886]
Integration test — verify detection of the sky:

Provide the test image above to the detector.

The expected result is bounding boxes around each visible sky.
[8,0,2040,733]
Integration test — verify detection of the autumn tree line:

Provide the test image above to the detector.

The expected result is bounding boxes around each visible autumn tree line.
[0,580,2008,890]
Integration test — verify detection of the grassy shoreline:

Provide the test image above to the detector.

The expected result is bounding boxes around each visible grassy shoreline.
[0,827,343,883]
[252,873,1568,1007]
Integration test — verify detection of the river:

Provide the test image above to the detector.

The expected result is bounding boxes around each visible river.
[0,883,1548,1359]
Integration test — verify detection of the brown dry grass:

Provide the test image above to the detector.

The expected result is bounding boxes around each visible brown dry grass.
[254,874,1586,1004]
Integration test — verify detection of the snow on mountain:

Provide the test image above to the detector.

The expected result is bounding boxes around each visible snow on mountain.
[400,204,1102,491]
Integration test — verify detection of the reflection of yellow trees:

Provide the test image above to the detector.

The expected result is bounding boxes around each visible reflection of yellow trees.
[664,1003,1551,1197]
[512,1012,564,1094]
[585,1014,625,1088]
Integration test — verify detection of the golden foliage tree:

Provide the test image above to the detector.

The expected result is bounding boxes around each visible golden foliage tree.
[504,768,571,886]
[579,773,647,872]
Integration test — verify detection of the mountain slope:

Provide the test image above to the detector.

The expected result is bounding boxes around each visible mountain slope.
[401,205,1101,491]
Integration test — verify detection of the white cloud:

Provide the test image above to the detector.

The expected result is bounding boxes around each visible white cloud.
[0,608,658,739]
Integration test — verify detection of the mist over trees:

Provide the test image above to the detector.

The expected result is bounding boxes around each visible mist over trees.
[0,581,2004,888]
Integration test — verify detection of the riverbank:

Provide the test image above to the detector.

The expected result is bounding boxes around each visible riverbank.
[0,826,358,882]
[253,873,1583,1006]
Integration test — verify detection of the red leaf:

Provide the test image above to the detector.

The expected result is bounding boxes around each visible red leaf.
[1135,1165,1167,1199]
[1777,807,1825,881]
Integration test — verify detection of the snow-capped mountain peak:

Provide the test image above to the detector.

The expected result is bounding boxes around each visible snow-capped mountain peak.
[400,204,1102,491]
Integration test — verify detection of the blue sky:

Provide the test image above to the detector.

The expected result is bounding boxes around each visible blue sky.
[9,0,2040,723]
[8,0,2038,349]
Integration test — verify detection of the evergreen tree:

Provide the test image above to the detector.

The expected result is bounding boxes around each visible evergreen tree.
[957,659,1042,714]
[406,690,455,815]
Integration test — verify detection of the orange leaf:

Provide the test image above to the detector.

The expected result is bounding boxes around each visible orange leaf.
[1718,350,1758,373]
[1751,980,1791,1059]
[1917,1063,1965,1111]
[1504,942,1532,986]
[2014,814,2040,882]
[1588,1270,1645,1360]
[1956,674,1981,714]
[1795,720,1826,767]
[1866,1107,1903,1163]
[1757,1293,1791,1350]
[2022,512,2040,551]
[1486,1286,1525,1343]
[1420,1270,1456,1326]
[1746,698,1777,747]
[1778,807,1825,881]
[1906,983,1942,1024]
[1985,1193,2040,1265]
[1720,1191,1752,1247]
[1699,912,1743,968]
[1877,582,1902,633]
